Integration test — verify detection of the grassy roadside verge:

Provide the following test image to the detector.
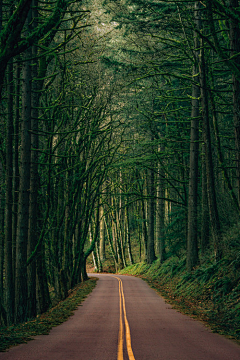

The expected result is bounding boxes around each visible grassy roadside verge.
[0,277,98,352]
[119,257,240,343]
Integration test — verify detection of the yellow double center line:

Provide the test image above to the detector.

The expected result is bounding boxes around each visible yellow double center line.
[114,276,136,360]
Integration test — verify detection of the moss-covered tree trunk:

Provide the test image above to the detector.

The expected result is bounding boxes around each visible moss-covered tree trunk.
[28,1,38,319]
[147,167,156,264]
[5,59,14,324]
[229,0,240,205]
[201,143,210,254]
[12,58,20,293]
[36,243,51,314]
[15,12,32,322]
[125,205,134,265]
[156,158,166,263]
[187,2,201,271]
[200,37,222,262]
[99,203,106,263]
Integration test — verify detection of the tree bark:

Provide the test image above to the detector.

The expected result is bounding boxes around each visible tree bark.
[147,167,156,264]
[99,203,105,262]
[28,1,38,318]
[12,58,20,293]
[4,59,14,324]
[200,37,222,262]
[36,243,51,314]
[15,11,32,323]
[187,2,201,271]
[138,171,148,261]
[156,164,166,263]
[229,0,240,205]
[0,161,5,325]
[201,143,210,254]
[104,216,118,272]
[126,206,134,265]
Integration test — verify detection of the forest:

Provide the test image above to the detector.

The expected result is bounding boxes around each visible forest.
[0,0,240,330]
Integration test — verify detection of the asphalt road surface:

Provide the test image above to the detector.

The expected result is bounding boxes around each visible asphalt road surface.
[1,274,240,360]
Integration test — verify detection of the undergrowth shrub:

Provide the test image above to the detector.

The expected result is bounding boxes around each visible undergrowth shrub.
[120,254,240,340]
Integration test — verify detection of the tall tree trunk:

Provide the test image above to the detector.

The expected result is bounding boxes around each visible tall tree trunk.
[28,2,38,318]
[118,172,127,268]
[63,164,69,272]
[104,217,118,271]
[99,203,105,262]
[36,243,51,314]
[201,143,210,254]
[187,2,201,271]
[147,167,156,264]
[156,159,166,263]
[12,58,20,291]
[0,161,5,325]
[116,211,127,268]
[138,171,148,260]
[111,195,124,270]
[96,241,102,272]
[229,0,240,205]
[112,220,124,270]
[15,11,32,323]
[125,206,134,265]
[200,37,222,262]
[89,225,98,271]
[5,59,14,324]
[0,0,2,32]
[141,196,148,261]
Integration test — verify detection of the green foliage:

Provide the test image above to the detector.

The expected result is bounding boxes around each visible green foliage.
[2,0,240,330]
[120,254,240,341]
[120,262,151,275]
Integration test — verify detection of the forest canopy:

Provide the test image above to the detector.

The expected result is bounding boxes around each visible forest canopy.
[1,0,240,326]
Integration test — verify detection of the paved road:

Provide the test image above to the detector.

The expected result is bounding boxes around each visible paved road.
[1,274,240,360]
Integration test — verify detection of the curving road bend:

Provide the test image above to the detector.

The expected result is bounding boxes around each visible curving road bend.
[1,274,240,360]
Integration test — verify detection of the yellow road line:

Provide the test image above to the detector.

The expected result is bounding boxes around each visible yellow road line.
[118,278,124,360]
[114,276,136,360]
[120,280,135,360]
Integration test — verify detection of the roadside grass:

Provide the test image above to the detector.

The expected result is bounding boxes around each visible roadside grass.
[120,256,240,343]
[0,277,98,352]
